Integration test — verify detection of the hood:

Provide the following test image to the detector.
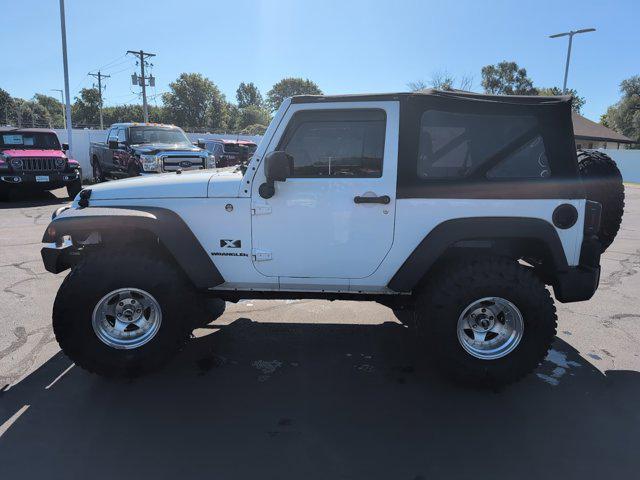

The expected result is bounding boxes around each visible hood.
[130,143,206,155]
[1,149,65,158]
[87,168,244,200]
[89,170,215,200]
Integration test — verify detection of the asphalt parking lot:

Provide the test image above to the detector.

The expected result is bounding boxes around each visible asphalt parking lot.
[1,187,639,479]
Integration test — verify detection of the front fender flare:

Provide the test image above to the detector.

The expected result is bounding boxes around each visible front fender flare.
[42,206,224,290]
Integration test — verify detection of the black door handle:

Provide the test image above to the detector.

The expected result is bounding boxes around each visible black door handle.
[354,195,391,205]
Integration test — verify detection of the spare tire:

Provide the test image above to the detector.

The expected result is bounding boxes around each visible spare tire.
[577,150,625,252]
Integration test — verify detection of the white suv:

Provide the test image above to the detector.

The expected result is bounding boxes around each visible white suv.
[42,91,624,386]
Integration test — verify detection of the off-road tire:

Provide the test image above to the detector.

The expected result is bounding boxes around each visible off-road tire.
[578,150,625,252]
[414,256,557,388]
[66,177,82,199]
[192,297,226,328]
[53,251,195,377]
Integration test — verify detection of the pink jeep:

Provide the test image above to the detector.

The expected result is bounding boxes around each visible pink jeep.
[0,128,82,199]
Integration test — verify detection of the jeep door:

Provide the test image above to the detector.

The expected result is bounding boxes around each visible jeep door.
[250,101,399,283]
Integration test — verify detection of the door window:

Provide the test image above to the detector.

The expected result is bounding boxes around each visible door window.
[278,109,386,178]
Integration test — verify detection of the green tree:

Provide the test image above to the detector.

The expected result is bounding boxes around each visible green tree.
[601,75,640,148]
[240,105,271,129]
[162,73,228,130]
[0,87,15,125]
[34,93,64,127]
[537,87,585,113]
[226,103,242,131]
[266,77,322,111]
[236,82,263,108]
[101,104,164,127]
[481,61,537,95]
[72,87,101,127]
[10,98,51,127]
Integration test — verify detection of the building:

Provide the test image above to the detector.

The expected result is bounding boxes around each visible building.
[572,112,634,150]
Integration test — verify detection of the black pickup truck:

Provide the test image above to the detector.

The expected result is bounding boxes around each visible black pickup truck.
[89,123,213,181]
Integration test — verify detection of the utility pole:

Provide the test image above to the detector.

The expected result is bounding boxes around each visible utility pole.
[58,0,73,154]
[127,50,156,122]
[549,28,596,94]
[51,89,66,129]
[89,70,110,129]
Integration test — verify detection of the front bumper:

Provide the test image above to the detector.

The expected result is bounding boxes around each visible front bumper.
[41,238,78,274]
[1,169,81,188]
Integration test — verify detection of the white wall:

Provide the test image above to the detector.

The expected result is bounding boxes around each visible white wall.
[601,149,640,183]
[53,128,262,180]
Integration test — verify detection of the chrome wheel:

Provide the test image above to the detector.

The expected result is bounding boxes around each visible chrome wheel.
[457,297,524,360]
[92,288,162,350]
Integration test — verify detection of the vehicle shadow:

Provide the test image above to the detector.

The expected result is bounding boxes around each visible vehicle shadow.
[0,188,69,209]
[1,317,638,480]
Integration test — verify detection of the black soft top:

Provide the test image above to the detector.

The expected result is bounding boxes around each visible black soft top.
[290,90,572,107]
[293,89,580,200]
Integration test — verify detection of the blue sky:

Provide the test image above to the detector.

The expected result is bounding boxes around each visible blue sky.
[3,0,639,121]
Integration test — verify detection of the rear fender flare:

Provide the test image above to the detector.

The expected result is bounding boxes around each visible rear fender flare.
[388,217,568,292]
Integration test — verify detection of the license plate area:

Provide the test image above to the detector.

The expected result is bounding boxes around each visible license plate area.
[35,175,50,182]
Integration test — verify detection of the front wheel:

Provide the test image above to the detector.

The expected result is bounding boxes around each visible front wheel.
[66,177,82,199]
[53,252,195,377]
[415,257,557,387]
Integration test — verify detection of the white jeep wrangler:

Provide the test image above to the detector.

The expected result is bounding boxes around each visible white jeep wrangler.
[42,91,624,386]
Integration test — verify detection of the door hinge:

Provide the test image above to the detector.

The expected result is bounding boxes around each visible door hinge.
[252,249,272,261]
[251,204,272,215]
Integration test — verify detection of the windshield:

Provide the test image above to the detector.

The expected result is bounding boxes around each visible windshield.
[128,127,191,146]
[0,132,61,150]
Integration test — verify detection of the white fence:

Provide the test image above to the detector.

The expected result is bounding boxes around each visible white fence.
[601,149,640,183]
[53,129,262,180]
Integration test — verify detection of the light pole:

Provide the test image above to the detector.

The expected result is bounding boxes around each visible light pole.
[58,0,73,154]
[549,28,596,94]
[51,89,66,129]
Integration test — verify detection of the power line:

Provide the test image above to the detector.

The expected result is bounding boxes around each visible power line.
[95,54,128,71]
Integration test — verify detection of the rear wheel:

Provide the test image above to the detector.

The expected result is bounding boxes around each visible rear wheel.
[92,159,105,183]
[53,252,195,377]
[127,164,140,177]
[578,150,625,252]
[414,257,557,387]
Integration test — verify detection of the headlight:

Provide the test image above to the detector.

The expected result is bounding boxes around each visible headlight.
[11,158,23,169]
[55,157,66,168]
[206,155,216,169]
[140,154,161,172]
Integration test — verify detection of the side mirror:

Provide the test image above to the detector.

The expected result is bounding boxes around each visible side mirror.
[197,138,206,149]
[108,140,119,149]
[259,151,293,199]
[265,151,292,182]
[61,143,69,151]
